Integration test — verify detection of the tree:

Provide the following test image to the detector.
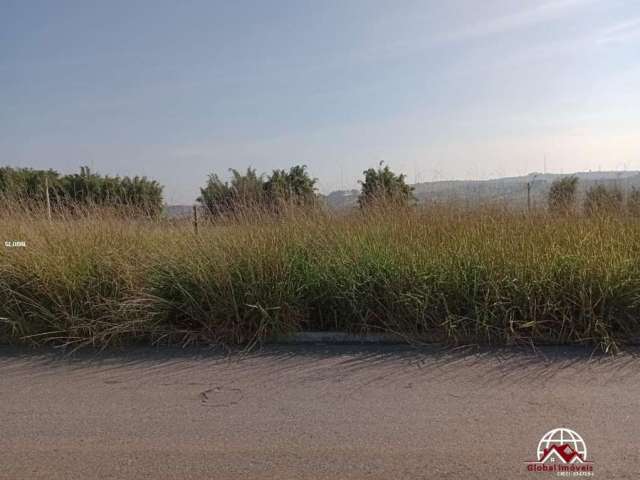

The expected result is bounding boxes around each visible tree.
[229,167,265,207]
[197,174,234,216]
[197,168,264,215]
[584,184,623,216]
[548,176,578,215]
[0,166,163,215]
[0,167,60,202]
[264,165,317,207]
[358,162,414,208]
[198,165,317,215]
[197,168,264,216]
[58,166,163,215]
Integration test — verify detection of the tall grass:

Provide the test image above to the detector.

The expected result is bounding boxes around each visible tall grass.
[2,202,640,351]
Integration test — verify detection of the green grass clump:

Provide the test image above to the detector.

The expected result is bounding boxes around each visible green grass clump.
[2,204,640,351]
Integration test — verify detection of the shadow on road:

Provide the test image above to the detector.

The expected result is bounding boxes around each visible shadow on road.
[1,343,640,391]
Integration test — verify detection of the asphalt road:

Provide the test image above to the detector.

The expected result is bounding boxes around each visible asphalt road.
[1,345,640,479]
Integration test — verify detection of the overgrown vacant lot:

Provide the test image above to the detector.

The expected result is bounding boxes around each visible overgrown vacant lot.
[2,205,640,352]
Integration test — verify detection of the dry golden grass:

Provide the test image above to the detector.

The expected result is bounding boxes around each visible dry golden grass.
[2,201,640,351]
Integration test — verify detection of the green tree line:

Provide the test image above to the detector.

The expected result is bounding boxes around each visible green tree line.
[548,175,640,216]
[197,162,416,215]
[14,163,640,218]
[0,166,164,214]
[197,165,320,216]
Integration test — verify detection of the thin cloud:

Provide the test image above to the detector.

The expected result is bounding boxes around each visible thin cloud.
[442,0,598,43]
[599,17,640,44]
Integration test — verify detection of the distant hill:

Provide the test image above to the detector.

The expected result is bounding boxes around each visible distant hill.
[168,171,640,214]
[164,205,193,218]
[323,171,640,210]
[322,189,360,210]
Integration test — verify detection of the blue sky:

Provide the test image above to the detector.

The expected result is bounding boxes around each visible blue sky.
[1,0,639,203]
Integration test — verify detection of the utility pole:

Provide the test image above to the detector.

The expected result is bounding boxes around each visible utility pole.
[45,177,52,223]
[192,205,198,235]
[527,174,538,214]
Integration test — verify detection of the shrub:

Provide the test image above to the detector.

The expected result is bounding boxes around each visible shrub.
[198,168,265,216]
[584,184,623,216]
[548,176,578,214]
[264,165,317,208]
[198,165,317,216]
[358,162,415,208]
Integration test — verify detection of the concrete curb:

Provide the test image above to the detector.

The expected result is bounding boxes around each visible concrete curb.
[268,331,406,345]
[267,332,640,348]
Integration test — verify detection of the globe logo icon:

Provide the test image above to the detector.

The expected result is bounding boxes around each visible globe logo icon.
[537,428,587,462]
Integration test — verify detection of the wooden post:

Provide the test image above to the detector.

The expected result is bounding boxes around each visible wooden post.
[45,177,52,222]
[193,205,198,235]
[527,182,531,214]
